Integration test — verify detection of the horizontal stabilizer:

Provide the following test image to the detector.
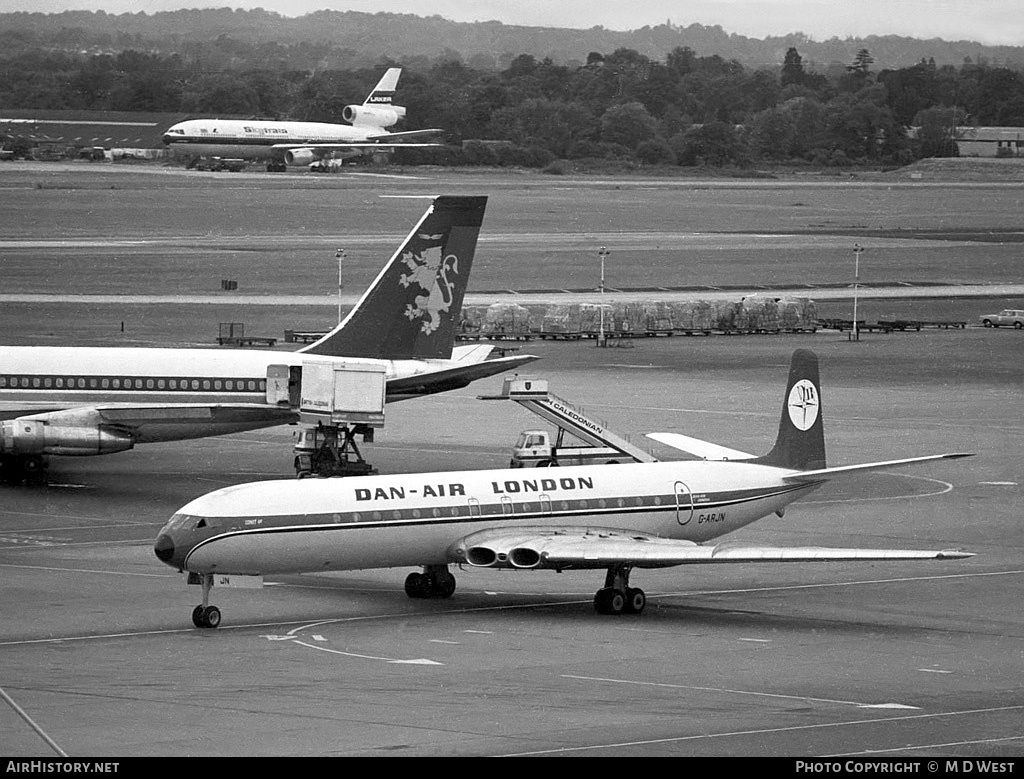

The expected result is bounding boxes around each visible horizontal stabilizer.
[646,432,755,461]
[782,452,974,482]
[385,353,539,399]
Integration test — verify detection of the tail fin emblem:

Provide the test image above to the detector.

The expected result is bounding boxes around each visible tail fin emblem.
[399,234,459,335]
[787,380,819,431]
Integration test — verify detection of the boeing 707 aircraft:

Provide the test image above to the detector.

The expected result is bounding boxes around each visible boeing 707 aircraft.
[162,68,441,171]
[0,195,537,482]
[155,349,973,628]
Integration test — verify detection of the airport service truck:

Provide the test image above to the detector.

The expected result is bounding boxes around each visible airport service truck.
[482,376,657,468]
[287,360,386,478]
[510,428,625,468]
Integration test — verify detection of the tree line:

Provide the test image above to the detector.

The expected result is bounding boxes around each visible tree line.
[2,43,1022,168]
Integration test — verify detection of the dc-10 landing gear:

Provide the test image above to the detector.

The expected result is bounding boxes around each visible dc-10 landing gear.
[594,565,646,615]
[189,572,222,628]
[404,565,457,599]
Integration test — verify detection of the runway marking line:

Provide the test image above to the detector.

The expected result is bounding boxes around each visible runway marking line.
[292,639,443,665]
[0,562,171,577]
[561,673,919,710]
[831,734,1024,756]
[0,569,1019,649]
[496,704,1024,757]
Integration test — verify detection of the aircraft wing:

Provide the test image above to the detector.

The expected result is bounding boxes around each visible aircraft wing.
[646,432,755,461]
[364,129,445,142]
[385,353,539,400]
[450,527,973,571]
[270,140,441,152]
[16,403,299,445]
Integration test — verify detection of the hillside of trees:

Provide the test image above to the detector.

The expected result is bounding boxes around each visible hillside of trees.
[2,9,1023,169]
[2,9,1023,71]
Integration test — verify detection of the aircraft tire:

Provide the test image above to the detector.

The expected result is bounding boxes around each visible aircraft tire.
[623,587,646,615]
[594,587,626,615]
[21,455,44,474]
[202,606,222,628]
[404,572,427,598]
[191,605,206,628]
[435,571,457,599]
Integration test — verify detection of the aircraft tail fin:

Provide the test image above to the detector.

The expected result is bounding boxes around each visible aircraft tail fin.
[364,67,401,105]
[752,349,827,471]
[299,196,487,361]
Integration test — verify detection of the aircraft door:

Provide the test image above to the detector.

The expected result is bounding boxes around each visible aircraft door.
[266,364,302,407]
[674,481,693,525]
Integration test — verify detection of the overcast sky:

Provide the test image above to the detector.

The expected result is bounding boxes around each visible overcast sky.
[2,1,1022,47]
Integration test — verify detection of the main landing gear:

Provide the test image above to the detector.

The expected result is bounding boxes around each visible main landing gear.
[404,565,457,599]
[190,572,222,629]
[593,565,646,616]
[0,454,48,485]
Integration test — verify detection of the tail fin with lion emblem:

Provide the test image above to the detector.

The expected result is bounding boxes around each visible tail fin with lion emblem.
[301,196,487,360]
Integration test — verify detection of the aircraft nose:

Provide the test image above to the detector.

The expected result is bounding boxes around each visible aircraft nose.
[154,533,175,564]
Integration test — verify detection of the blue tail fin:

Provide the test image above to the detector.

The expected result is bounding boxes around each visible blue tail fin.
[300,196,487,360]
[753,349,827,471]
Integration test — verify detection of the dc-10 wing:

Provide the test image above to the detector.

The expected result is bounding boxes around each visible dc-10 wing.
[449,527,973,572]
[364,128,445,142]
[270,139,441,153]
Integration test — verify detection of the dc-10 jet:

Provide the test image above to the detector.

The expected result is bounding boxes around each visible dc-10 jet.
[0,195,537,482]
[155,349,974,628]
[161,68,442,172]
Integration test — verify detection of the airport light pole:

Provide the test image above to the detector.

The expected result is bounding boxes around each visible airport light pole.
[336,248,345,325]
[852,243,863,342]
[598,246,609,347]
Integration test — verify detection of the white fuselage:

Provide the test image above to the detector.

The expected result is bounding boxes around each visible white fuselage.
[159,460,819,576]
[0,344,483,419]
[162,119,389,161]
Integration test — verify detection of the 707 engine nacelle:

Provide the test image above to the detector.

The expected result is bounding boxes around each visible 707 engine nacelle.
[0,418,134,456]
[341,104,405,128]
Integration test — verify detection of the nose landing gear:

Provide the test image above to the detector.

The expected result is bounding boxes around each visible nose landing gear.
[189,573,222,629]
